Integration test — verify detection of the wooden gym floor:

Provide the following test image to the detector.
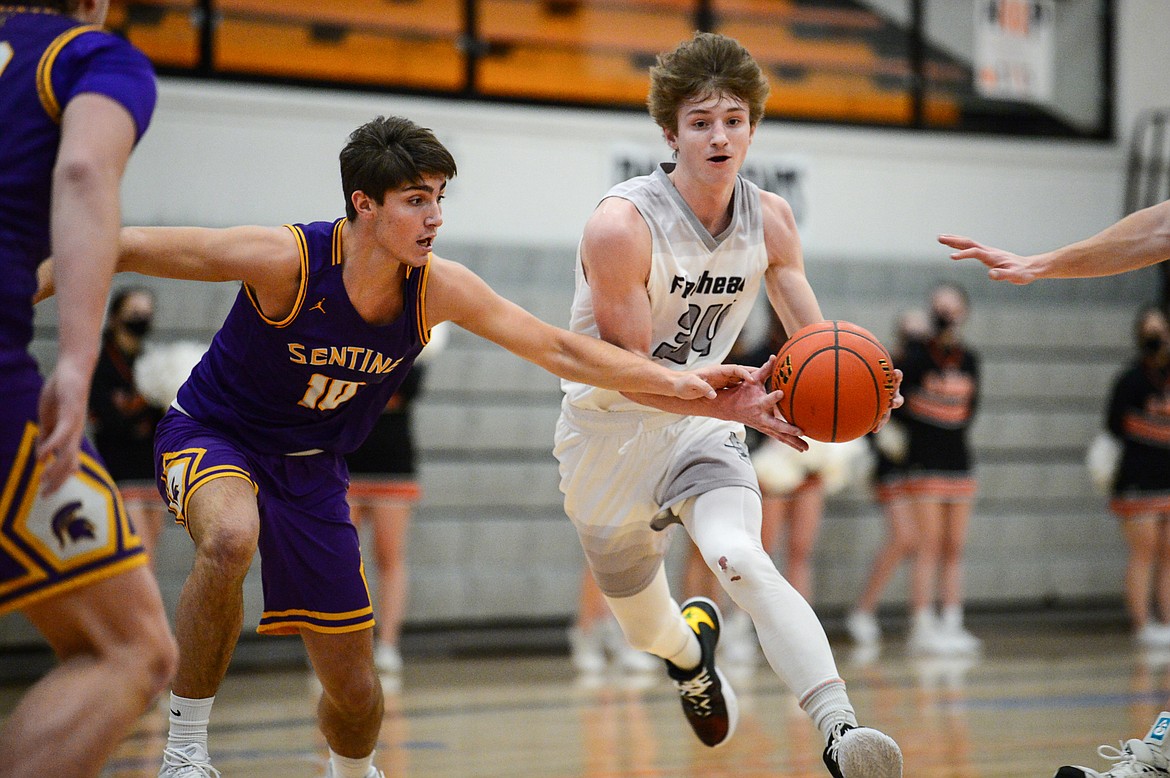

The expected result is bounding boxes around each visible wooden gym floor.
[1,619,1165,777]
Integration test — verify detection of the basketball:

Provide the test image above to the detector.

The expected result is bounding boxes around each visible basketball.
[766,320,895,443]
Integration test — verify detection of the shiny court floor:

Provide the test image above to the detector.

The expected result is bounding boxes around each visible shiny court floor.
[2,621,1166,777]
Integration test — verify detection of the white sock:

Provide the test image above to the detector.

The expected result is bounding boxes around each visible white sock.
[663,633,702,672]
[912,608,937,631]
[166,693,214,749]
[330,748,374,778]
[800,678,857,740]
[941,604,964,631]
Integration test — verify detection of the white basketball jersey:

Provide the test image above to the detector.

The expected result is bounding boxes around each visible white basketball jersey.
[563,163,768,413]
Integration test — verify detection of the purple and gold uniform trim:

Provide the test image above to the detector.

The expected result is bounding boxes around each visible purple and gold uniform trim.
[35,23,101,122]
[0,422,146,615]
[258,590,375,636]
[331,217,345,266]
[407,259,432,347]
[242,224,311,328]
[159,447,256,531]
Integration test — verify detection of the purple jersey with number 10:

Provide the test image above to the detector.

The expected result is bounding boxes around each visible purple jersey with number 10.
[174,218,431,455]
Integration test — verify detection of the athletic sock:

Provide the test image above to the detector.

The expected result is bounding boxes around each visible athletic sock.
[800,678,857,740]
[330,748,375,778]
[165,693,215,749]
[663,631,702,672]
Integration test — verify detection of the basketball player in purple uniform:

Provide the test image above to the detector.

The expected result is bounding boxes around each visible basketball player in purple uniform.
[0,2,177,776]
[40,116,748,778]
[942,208,1170,778]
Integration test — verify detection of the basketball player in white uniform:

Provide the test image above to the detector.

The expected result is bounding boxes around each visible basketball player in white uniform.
[554,33,903,778]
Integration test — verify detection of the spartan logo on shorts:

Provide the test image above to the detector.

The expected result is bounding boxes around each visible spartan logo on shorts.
[724,432,750,461]
[24,475,115,563]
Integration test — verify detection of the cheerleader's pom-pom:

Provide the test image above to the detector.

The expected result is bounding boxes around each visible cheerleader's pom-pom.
[134,340,209,409]
[752,438,806,495]
[805,438,869,495]
[873,419,908,463]
[417,321,451,365]
[1085,432,1120,495]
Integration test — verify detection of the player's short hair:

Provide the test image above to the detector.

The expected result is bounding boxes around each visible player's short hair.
[340,116,458,220]
[647,32,770,134]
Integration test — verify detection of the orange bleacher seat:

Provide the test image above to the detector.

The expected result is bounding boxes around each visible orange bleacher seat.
[217,0,463,38]
[480,0,692,53]
[478,46,649,104]
[216,17,464,91]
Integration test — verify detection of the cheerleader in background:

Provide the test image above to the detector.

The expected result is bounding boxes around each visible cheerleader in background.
[845,310,931,648]
[900,283,981,656]
[1105,306,1170,648]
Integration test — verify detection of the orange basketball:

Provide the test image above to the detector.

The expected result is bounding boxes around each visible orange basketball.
[766,320,895,443]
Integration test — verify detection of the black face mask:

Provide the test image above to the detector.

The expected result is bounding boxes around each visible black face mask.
[122,317,152,338]
[932,310,954,334]
[1141,334,1166,358]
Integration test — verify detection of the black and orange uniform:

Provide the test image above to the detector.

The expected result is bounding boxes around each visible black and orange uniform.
[1107,360,1170,518]
[899,337,979,501]
[345,364,424,506]
[90,332,164,483]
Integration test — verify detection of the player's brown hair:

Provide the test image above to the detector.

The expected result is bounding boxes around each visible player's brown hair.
[340,116,458,220]
[647,32,770,134]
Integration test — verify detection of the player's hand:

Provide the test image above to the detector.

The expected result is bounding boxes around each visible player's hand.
[712,358,808,452]
[35,360,90,495]
[870,368,904,433]
[693,363,753,391]
[938,234,1039,285]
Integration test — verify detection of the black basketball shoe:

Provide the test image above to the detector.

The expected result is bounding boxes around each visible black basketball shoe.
[664,596,739,748]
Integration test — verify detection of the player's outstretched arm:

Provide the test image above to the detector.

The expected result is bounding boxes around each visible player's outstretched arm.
[117,225,300,288]
[940,199,1170,283]
[425,258,734,400]
[35,224,303,304]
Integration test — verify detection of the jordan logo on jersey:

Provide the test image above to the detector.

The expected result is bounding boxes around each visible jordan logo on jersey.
[309,298,326,314]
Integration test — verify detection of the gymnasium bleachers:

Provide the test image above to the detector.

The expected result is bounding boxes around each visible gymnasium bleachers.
[107,0,968,126]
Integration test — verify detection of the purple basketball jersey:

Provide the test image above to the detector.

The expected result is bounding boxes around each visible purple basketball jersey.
[175,219,432,454]
[0,7,156,371]
[0,8,155,613]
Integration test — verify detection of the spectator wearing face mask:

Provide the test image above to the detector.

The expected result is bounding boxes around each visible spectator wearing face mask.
[89,286,167,560]
[898,282,981,657]
[1106,305,1170,648]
